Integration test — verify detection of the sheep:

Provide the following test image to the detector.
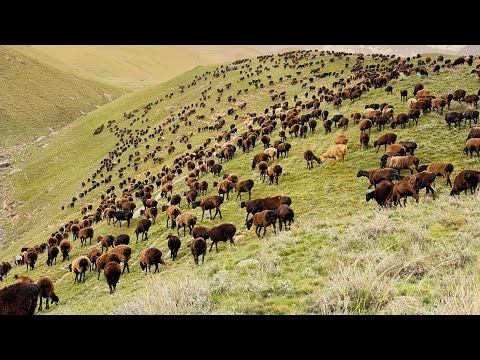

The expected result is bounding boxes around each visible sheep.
[380,155,419,175]
[304,150,322,169]
[87,248,102,271]
[407,171,437,199]
[246,210,278,237]
[192,195,224,221]
[267,164,283,185]
[217,179,234,200]
[264,147,277,159]
[96,253,121,280]
[135,219,152,242]
[78,227,94,246]
[104,261,122,294]
[251,153,270,170]
[319,144,347,162]
[467,127,480,140]
[34,277,59,311]
[189,237,207,265]
[276,142,292,158]
[169,194,182,207]
[0,282,40,315]
[357,168,402,189]
[276,204,294,231]
[385,144,406,157]
[206,223,236,253]
[241,195,292,221]
[0,262,12,280]
[450,170,480,196]
[107,245,132,274]
[464,138,480,158]
[358,119,373,133]
[113,233,130,247]
[162,204,182,229]
[396,141,417,156]
[112,210,133,227]
[324,119,332,134]
[167,234,181,260]
[97,235,114,253]
[175,212,197,236]
[69,256,91,284]
[386,177,422,207]
[24,250,38,271]
[140,247,165,274]
[235,179,254,200]
[366,180,394,207]
[258,161,269,182]
[360,132,370,150]
[211,163,222,176]
[374,133,397,153]
[46,246,59,266]
[426,162,454,186]
[335,134,348,145]
[59,239,72,262]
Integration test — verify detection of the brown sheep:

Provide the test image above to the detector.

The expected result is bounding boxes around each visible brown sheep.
[366,180,394,207]
[113,233,130,247]
[217,179,234,200]
[426,162,454,186]
[34,277,59,311]
[206,223,236,253]
[174,212,197,236]
[358,119,373,134]
[87,248,102,271]
[190,237,207,265]
[97,235,114,253]
[192,225,210,240]
[396,141,417,156]
[464,138,480,158]
[386,144,407,157]
[162,205,182,229]
[258,161,269,182]
[319,144,347,162]
[304,150,322,169]
[374,133,397,153]
[335,134,349,145]
[246,210,278,237]
[59,239,72,262]
[96,252,121,280]
[140,247,165,274]
[451,170,480,196]
[235,179,255,200]
[167,234,181,260]
[135,219,152,242]
[407,171,437,199]
[104,261,122,294]
[192,195,224,221]
[69,256,91,284]
[24,250,37,272]
[467,127,480,140]
[107,245,132,274]
[0,282,40,315]
[267,164,283,185]
[241,195,292,221]
[380,155,419,175]
[357,168,402,189]
[360,132,370,150]
[78,227,94,247]
[251,153,270,170]
[46,246,59,266]
[276,204,294,231]
[386,177,422,206]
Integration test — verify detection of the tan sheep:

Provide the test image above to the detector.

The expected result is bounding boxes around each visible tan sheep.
[319,144,347,162]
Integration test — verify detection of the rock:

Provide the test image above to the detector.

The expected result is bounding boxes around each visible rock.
[0,161,11,168]
[104,93,113,101]
[47,127,55,133]
[8,169,22,175]
[41,144,49,149]
[235,258,259,268]
[36,136,46,143]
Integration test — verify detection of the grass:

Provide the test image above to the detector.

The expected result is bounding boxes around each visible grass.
[0,46,125,148]
[1,50,480,314]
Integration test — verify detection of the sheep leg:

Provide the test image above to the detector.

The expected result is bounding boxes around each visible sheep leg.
[263,227,267,237]
[184,226,186,237]
[272,222,277,234]
[209,209,213,220]
[38,297,43,311]
[202,253,205,265]
[216,243,219,253]
[217,208,222,219]
[279,220,283,231]
[201,210,205,222]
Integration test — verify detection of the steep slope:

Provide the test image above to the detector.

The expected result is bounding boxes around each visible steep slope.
[0,46,126,149]
[1,50,480,314]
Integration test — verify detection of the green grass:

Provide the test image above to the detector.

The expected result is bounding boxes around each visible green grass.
[2,50,480,314]
[0,46,126,148]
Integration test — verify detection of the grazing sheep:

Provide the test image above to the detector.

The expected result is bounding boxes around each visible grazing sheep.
[319,144,347,162]
[193,195,224,221]
[87,248,102,271]
[175,212,197,236]
[140,247,165,274]
[335,134,349,145]
[267,164,283,185]
[167,234,181,260]
[140,207,158,225]
[396,141,417,156]
[358,119,373,133]
[189,237,207,265]
[241,195,292,221]
[46,246,59,266]
[357,168,402,189]
[97,235,114,253]
[374,133,397,153]
[466,127,480,140]
[96,253,121,280]
[451,170,480,196]
[0,282,40,315]
[304,150,322,169]
[464,138,480,158]
[276,204,294,231]
[264,147,278,159]
[107,245,132,274]
[426,162,454,186]
[276,142,292,158]
[386,144,407,157]
[135,219,152,242]
[380,155,419,175]
[360,132,370,150]
[59,239,72,262]
[366,180,394,207]
[386,177,422,206]
[112,210,133,227]
[217,179,234,200]
[69,256,91,284]
[24,250,38,272]
[162,205,182,229]
[34,277,59,311]
[408,171,437,199]
[235,179,255,200]
[324,119,332,134]
[78,227,94,246]
[246,210,278,237]
[258,161,269,182]
[251,153,270,170]
[104,261,122,294]
[464,109,479,128]
[445,111,465,130]
[113,233,130,247]
[206,223,236,253]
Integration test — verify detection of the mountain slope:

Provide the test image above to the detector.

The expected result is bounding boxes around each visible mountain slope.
[0,46,126,149]
[1,50,480,314]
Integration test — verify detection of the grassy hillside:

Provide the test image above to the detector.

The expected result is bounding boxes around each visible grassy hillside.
[12,45,265,90]
[2,50,480,314]
[0,46,126,149]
